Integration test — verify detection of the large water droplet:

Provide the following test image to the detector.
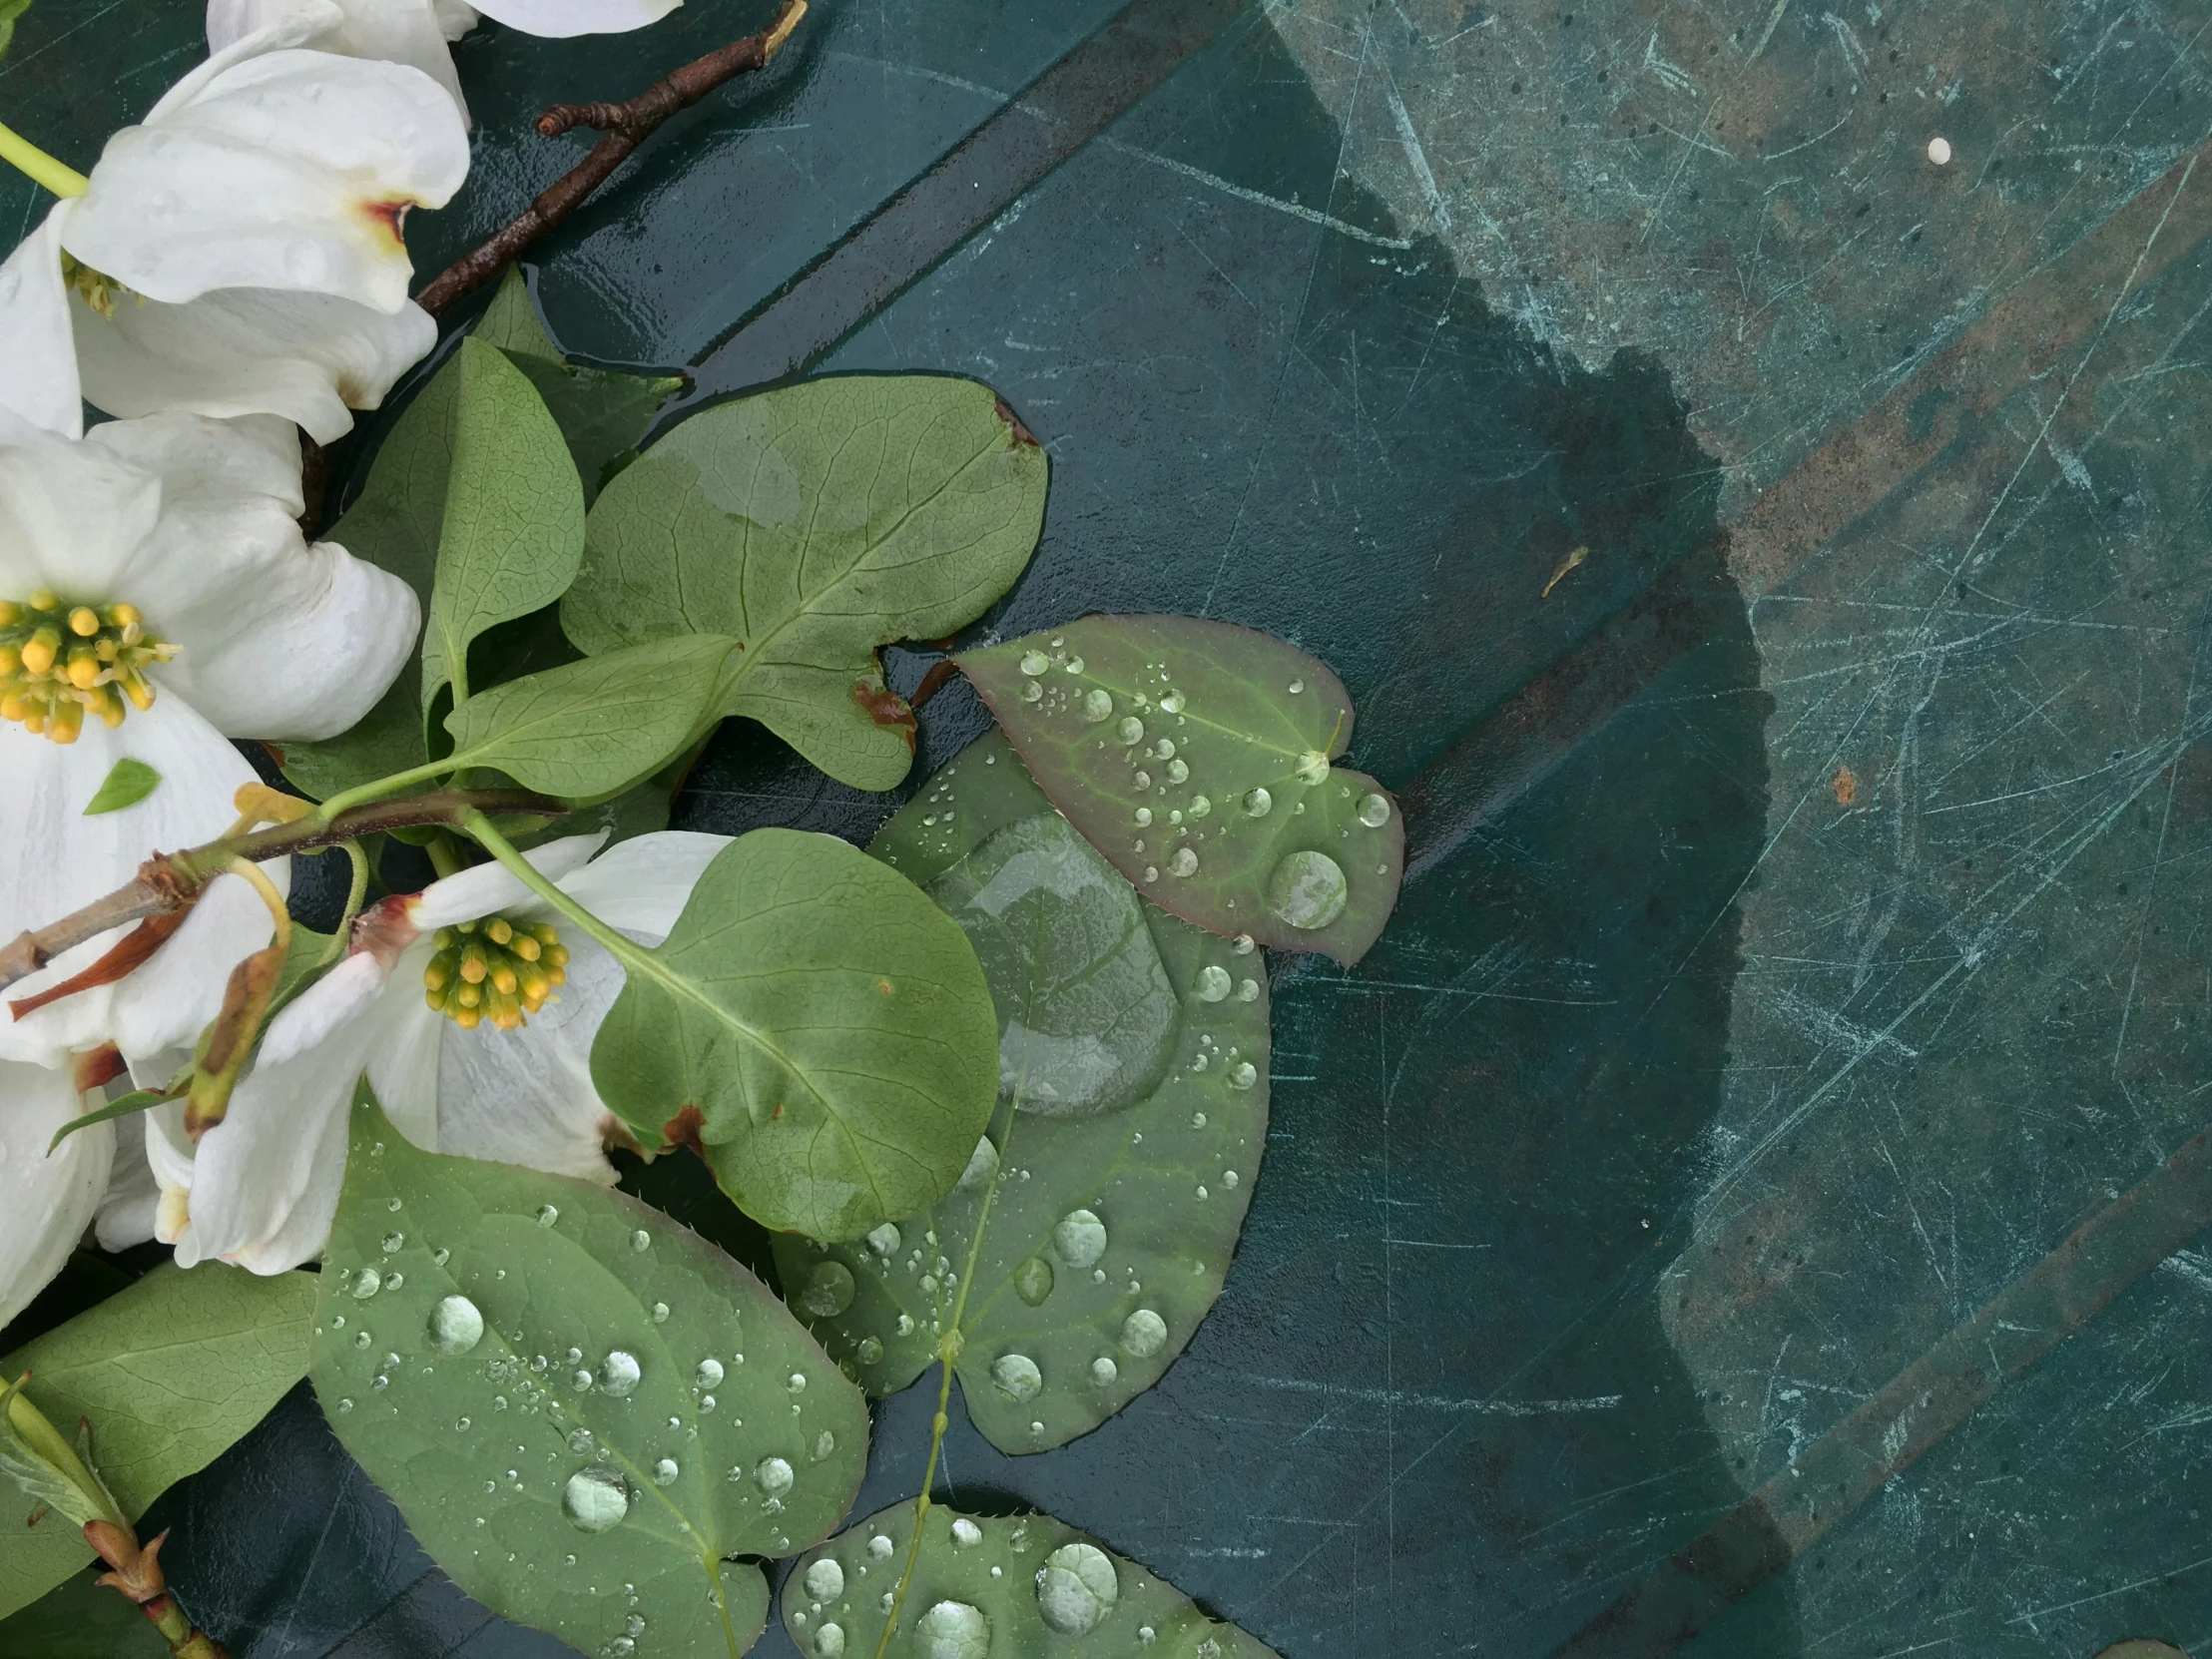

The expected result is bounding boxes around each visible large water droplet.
[1189,794,1212,818]
[1358,792,1392,828]
[1166,759,1189,784]
[652,1458,679,1486]
[696,1359,725,1390]
[1036,1542,1119,1635]
[956,1136,999,1192]
[1159,690,1185,714]
[1064,655,1086,675]
[651,1302,670,1324]
[535,1204,559,1228]
[1116,716,1144,745]
[755,1456,794,1497]
[1194,965,1232,1002]
[813,1429,837,1461]
[1133,807,1152,828]
[1237,976,1260,1002]
[990,1353,1042,1401]
[1151,738,1176,761]
[1013,1257,1054,1306]
[593,1351,640,1396]
[1018,651,1050,676]
[1120,1308,1169,1358]
[381,1231,404,1253]
[1242,787,1273,818]
[1168,847,1198,877]
[1051,1209,1107,1269]
[865,1223,901,1257]
[801,1262,855,1318]
[1267,849,1349,929]
[950,1517,983,1548]
[915,1600,990,1659]
[569,1428,596,1453]
[349,1269,382,1300]
[562,1467,629,1533]
[806,1556,845,1600]
[856,1337,884,1365]
[1080,688,1113,722]
[1295,750,1330,785]
[1091,1356,1119,1385]
[630,1229,652,1253]
[866,1533,895,1560]
[1021,679,1043,703]
[428,1295,483,1355]
[1228,1061,1259,1090]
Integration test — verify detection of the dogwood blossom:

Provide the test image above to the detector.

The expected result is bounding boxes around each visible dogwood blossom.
[0,410,417,1065]
[152,831,730,1273]
[0,1063,110,1329]
[0,5,469,439]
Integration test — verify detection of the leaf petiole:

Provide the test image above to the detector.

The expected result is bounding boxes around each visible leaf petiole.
[0,118,87,198]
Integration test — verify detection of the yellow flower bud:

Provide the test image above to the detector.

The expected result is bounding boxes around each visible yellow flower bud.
[67,607,99,637]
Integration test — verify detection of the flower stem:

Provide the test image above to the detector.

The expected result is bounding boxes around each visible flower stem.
[0,120,87,198]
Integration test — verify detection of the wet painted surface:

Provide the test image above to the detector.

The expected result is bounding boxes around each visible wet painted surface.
[4,0,2212,1656]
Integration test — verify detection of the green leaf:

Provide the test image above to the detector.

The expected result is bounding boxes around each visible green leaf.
[958,615,1404,964]
[774,732,1269,1452]
[590,829,1000,1241]
[783,1502,1280,1657]
[0,1,30,61]
[276,675,424,804]
[46,1089,173,1154]
[562,374,1047,791]
[311,1099,868,1659]
[0,1264,316,1620]
[78,758,159,817]
[442,633,737,803]
[0,1568,167,1658]
[420,337,587,715]
[475,271,685,508]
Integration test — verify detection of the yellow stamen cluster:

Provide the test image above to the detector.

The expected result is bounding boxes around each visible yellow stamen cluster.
[423,915,568,1031]
[0,590,178,744]
[60,252,133,318]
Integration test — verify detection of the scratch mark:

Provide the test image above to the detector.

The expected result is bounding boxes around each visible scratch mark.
[1382,67,1451,234]
[1750,0,1794,59]
[1216,1371,1623,1416]
[1101,138,1413,251]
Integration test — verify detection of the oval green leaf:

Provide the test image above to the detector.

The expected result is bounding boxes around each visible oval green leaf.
[957,615,1404,964]
[0,1264,315,1620]
[561,374,1048,791]
[589,830,1000,1240]
[775,733,1269,1452]
[79,758,160,817]
[309,1098,868,1659]
[783,1502,1280,1658]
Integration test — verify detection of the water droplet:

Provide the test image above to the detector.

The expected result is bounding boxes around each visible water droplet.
[649,1457,679,1487]
[387,1198,402,1213]
[562,1467,628,1533]
[801,1261,855,1318]
[569,1425,595,1456]
[814,1429,838,1461]
[1080,688,1113,722]
[1152,738,1176,761]
[1133,770,1152,792]
[1295,750,1330,785]
[1194,964,1233,1002]
[806,1556,846,1601]
[353,1331,372,1349]
[1223,1169,1241,1190]
[1358,792,1392,828]
[1267,849,1349,929]
[990,1353,1042,1401]
[1192,1110,1208,1128]
[1018,650,1050,676]
[598,1352,642,1396]
[384,1272,405,1291]
[626,1614,646,1636]
[956,1136,999,1192]
[1237,976,1261,1003]
[1020,679,1043,703]
[696,1359,725,1390]
[1064,655,1086,675]
[651,1302,670,1324]
[572,1371,593,1391]
[1036,1542,1119,1635]
[381,1232,404,1253]
[493,1395,508,1410]
[1229,1061,1259,1089]
[1189,794,1212,817]
[428,1295,484,1355]
[1116,716,1144,745]
[1160,691,1185,714]
[1288,678,1305,694]
[1091,1356,1119,1385]
[1143,865,1159,882]
[865,1223,901,1256]
[788,1372,809,1393]
[856,1336,884,1365]
[880,1591,896,1612]
[1134,807,1153,828]
[700,1393,717,1412]
[951,1517,983,1548]
[535,1205,559,1228]
[915,1600,989,1659]
[1120,1308,1168,1358]
[1165,759,1190,784]
[350,1269,382,1300]
[1242,787,1273,818]
[755,1456,794,1497]
[627,1229,652,1254]
[1052,1209,1108,1269]
[336,1397,354,1413]
[1013,1256,1054,1305]
[895,1314,916,1337]
[1196,1183,1211,1199]
[1169,847,1199,877]
[432,1248,450,1267]
[866,1534,894,1560]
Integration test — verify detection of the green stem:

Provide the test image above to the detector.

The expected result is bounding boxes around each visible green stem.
[311,758,469,825]
[337,841,371,938]
[426,830,467,880]
[458,811,647,968]
[0,120,88,197]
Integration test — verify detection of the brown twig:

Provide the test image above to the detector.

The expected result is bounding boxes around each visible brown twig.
[412,0,807,316]
[85,1522,230,1659]
[0,788,563,995]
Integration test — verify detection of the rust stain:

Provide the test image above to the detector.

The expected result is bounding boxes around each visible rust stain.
[910,659,961,710]
[11,909,189,1021]
[358,198,410,248]
[72,1043,126,1094]
[661,1103,704,1151]
[993,395,1039,446]
[851,680,916,748]
[1832,766,1858,807]
[875,978,894,995]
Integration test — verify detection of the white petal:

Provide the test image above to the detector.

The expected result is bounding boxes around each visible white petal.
[89,409,301,513]
[435,1009,618,1183]
[362,975,442,1149]
[176,1,351,109]
[262,948,384,1064]
[96,1111,162,1251]
[108,866,286,1062]
[555,830,729,944]
[74,286,437,442]
[66,50,470,312]
[410,832,608,928]
[209,0,468,117]
[0,1063,111,1329]
[470,0,680,35]
[0,207,84,437]
[0,700,265,1066]
[433,0,479,38]
[0,415,160,599]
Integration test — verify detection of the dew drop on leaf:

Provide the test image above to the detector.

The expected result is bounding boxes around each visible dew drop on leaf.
[350,1269,382,1300]
[1228,1061,1259,1090]
[866,1533,894,1560]
[1237,977,1260,1002]
[1036,1542,1118,1636]
[865,1223,901,1257]
[1116,716,1143,745]
[427,1295,484,1355]
[1120,1309,1169,1358]
[381,1232,404,1253]
[915,1600,989,1659]
[1358,791,1392,828]
[1018,651,1050,676]
[1267,849,1349,929]
[1013,1256,1054,1306]
[561,1467,629,1533]
[1169,847,1198,877]
[813,1429,837,1460]
[1194,965,1232,1002]
[1051,1209,1108,1269]
[595,1351,641,1395]
[651,1302,670,1324]
[696,1359,725,1390]
[856,1336,883,1365]
[1021,680,1042,703]
[990,1353,1043,1401]
[950,1517,982,1548]
[629,1229,652,1253]
[1242,788,1272,818]
[1091,1356,1119,1385]
[1064,656,1085,675]
[801,1262,856,1317]
[535,1205,559,1228]
[755,1456,795,1497]
[652,1458,679,1486]
[1080,688,1113,722]
[815,1622,847,1657]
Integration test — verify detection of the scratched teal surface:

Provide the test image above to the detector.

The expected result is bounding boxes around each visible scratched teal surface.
[5,1,2212,1656]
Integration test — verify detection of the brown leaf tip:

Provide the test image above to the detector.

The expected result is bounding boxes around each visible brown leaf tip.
[850,682,917,748]
[662,1104,704,1151]
[993,396,1039,447]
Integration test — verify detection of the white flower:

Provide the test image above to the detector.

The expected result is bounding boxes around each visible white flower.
[156,830,730,1273]
[0,410,418,1066]
[210,0,477,116]
[0,1062,110,1330]
[454,0,684,39]
[0,7,469,441]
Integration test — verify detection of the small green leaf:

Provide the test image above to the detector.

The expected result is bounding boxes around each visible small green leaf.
[0,1,31,61]
[442,633,737,803]
[311,1099,868,1659]
[561,374,1047,791]
[776,732,1269,1451]
[590,829,1000,1241]
[421,338,587,715]
[46,1089,173,1154]
[958,615,1404,964]
[784,1502,1281,1657]
[78,758,159,817]
[0,1264,316,1620]
[474,266,560,359]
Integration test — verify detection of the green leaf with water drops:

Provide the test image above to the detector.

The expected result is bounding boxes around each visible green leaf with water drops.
[441,633,738,804]
[774,731,1269,1453]
[589,829,1001,1241]
[0,1263,316,1620]
[309,1099,869,1659]
[781,1501,1280,1658]
[79,758,159,816]
[958,615,1404,964]
[560,374,1048,792]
